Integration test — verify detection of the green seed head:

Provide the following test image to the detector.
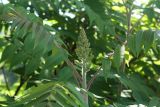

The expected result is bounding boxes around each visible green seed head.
[75,27,93,70]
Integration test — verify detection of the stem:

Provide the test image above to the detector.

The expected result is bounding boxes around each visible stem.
[81,60,88,106]
[127,10,132,36]
[130,14,145,33]
[13,76,26,97]
[54,42,82,87]
[87,67,101,90]
[65,59,82,87]
[122,0,132,37]
[117,0,132,97]
[1,67,11,96]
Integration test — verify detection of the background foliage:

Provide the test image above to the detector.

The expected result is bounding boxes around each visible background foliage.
[0,0,160,106]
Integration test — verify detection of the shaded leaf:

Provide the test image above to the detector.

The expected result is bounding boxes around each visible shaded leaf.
[102,58,111,82]
[143,30,154,52]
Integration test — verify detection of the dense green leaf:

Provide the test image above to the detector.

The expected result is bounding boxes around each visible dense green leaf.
[58,66,72,81]
[148,97,160,107]
[102,58,111,82]
[11,82,54,106]
[143,30,154,52]
[25,57,40,74]
[1,45,17,62]
[128,31,143,57]
[0,0,160,107]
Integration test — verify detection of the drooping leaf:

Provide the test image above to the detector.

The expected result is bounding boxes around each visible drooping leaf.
[135,31,143,57]
[143,30,154,52]
[11,82,54,106]
[23,93,51,107]
[10,52,27,68]
[128,31,143,57]
[58,66,72,81]
[1,45,17,62]
[66,83,88,107]
[25,57,40,74]
[102,58,111,82]
[54,87,78,106]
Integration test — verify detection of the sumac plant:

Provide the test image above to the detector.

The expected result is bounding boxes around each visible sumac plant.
[0,0,160,107]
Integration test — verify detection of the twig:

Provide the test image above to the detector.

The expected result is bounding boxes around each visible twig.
[122,0,129,15]
[115,35,124,44]
[127,10,132,36]
[118,0,131,97]
[87,67,102,90]
[1,67,11,96]
[13,76,27,97]
[73,71,81,87]
[54,41,82,87]
[13,76,30,97]
[130,14,145,33]
[65,59,82,87]
[122,0,132,37]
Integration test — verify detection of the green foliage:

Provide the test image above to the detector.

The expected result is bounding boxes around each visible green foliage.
[102,58,111,82]
[127,31,143,57]
[0,0,160,107]
[113,44,125,71]
[7,82,86,107]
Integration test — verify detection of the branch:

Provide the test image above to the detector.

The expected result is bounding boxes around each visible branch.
[13,76,28,97]
[130,14,145,33]
[115,35,124,44]
[127,10,132,36]
[87,67,101,90]
[65,59,82,87]
[1,67,11,96]
[54,41,82,87]
[122,0,132,37]
[122,0,129,15]
[13,76,25,97]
